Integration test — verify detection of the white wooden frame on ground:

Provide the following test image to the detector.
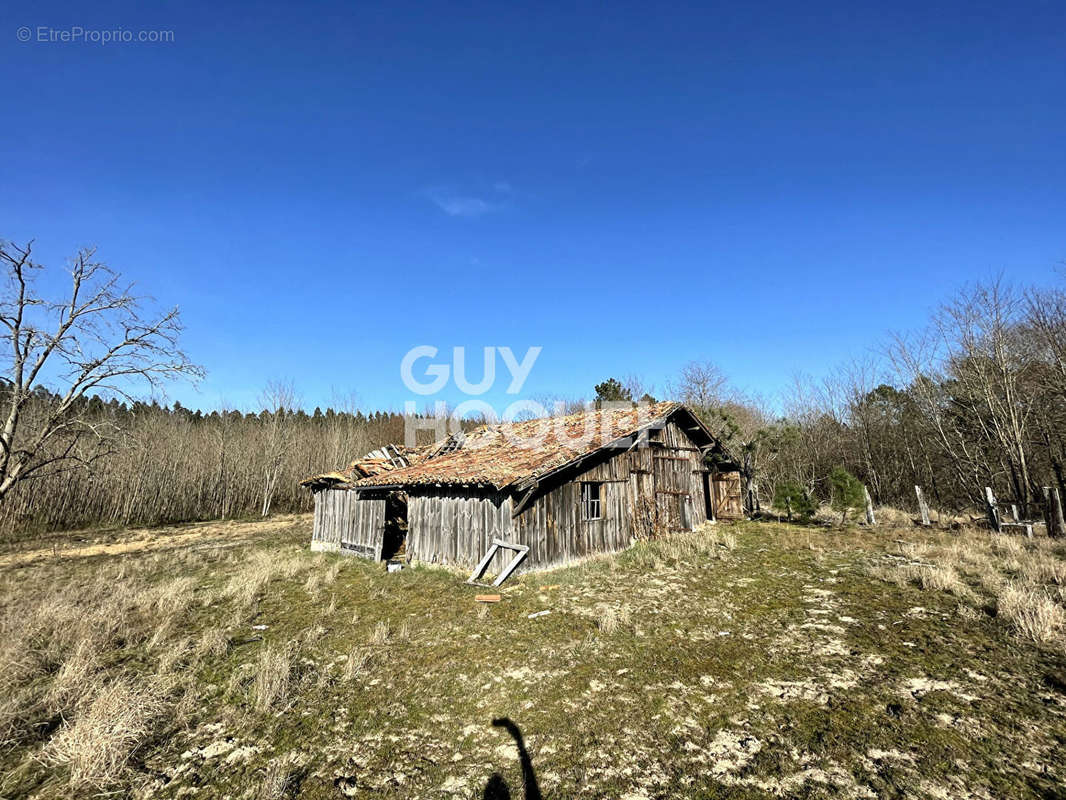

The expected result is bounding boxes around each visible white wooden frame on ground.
[466,538,530,587]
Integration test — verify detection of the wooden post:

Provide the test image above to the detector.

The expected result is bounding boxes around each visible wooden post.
[785,495,792,523]
[863,485,876,526]
[985,486,1001,533]
[915,486,931,526]
[1010,504,1020,523]
[1045,486,1065,537]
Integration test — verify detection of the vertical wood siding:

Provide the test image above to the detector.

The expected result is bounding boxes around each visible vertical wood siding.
[310,489,386,559]
[310,417,737,572]
[407,490,514,572]
[507,419,711,570]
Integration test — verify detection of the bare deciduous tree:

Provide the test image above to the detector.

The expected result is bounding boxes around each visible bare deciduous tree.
[669,360,728,409]
[259,379,298,516]
[0,240,202,504]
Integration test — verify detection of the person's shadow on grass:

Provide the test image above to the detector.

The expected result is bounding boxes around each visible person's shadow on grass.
[482,717,542,800]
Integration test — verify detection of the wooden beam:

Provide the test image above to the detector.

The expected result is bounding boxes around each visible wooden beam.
[915,486,931,526]
[985,486,1001,532]
[863,485,876,525]
[492,546,529,587]
[466,543,500,584]
[511,482,539,518]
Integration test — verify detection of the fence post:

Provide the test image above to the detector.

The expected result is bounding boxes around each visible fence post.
[915,485,931,526]
[985,486,1001,533]
[863,485,876,525]
[1046,486,1066,537]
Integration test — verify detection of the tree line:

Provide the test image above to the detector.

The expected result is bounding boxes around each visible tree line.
[2,238,1063,536]
[0,387,414,536]
[656,274,1066,522]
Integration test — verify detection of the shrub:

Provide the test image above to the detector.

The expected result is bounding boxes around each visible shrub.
[829,467,865,524]
[772,480,816,521]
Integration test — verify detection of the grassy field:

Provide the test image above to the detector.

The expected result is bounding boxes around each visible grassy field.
[1,515,1064,799]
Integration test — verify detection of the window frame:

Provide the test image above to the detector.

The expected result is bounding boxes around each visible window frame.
[581,481,603,521]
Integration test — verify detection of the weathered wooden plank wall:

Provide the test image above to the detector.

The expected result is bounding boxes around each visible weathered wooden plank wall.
[506,419,709,570]
[311,416,738,573]
[407,489,514,572]
[310,489,386,558]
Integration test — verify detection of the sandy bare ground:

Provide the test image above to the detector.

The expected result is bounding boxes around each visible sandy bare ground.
[0,513,312,568]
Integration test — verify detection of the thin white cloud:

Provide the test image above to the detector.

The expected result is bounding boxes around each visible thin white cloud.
[432,194,497,217]
[422,182,513,218]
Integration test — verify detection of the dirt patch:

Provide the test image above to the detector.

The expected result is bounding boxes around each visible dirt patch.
[0,514,309,567]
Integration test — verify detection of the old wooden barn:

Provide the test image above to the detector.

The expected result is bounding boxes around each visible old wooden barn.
[300,402,743,574]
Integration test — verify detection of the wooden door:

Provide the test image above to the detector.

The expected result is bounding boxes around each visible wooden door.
[711,472,743,519]
[653,454,690,531]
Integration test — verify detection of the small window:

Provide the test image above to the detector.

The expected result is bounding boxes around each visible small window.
[581,482,602,520]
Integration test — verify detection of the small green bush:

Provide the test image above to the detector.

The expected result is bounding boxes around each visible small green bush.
[829,467,865,524]
[772,480,816,521]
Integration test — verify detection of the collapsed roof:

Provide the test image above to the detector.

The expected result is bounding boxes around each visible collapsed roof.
[300,402,732,493]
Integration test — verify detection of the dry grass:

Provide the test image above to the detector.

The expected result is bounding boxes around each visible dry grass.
[906,564,979,602]
[47,637,101,713]
[4,513,1065,799]
[323,560,343,585]
[258,757,299,799]
[342,647,372,681]
[144,575,198,617]
[368,620,390,647]
[196,626,230,658]
[303,571,323,598]
[253,644,293,713]
[224,551,277,608]
[872,526,1066,650]
[596,603,632,635]
[43,679,164,790]
[653,523,735,563]
[597,606,620,634]
[0,516,322,797]
[997,583,1066,643]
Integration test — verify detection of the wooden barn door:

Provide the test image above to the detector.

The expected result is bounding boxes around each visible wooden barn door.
[653,453,692,532]
[711,472,743,520]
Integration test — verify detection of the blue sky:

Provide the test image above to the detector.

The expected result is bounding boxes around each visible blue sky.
[2,0,1064,415]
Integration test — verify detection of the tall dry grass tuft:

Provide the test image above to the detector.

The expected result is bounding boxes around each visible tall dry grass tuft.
[143,575,198,617]
[908,564,978,602]
[596,603,632,635]
[368,621,390,647]
[224,550,280,610]
[195,627,230,659]
[258,757,300,800]
[597,606,619,635]
[304,572,323,599]
[997,584,1065,644]
[48,638,101,712]
[253,644,293,713]
[43,679,164,790]
[323,560,343,586]
[342,647,371,681]
[157,637,193,673]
